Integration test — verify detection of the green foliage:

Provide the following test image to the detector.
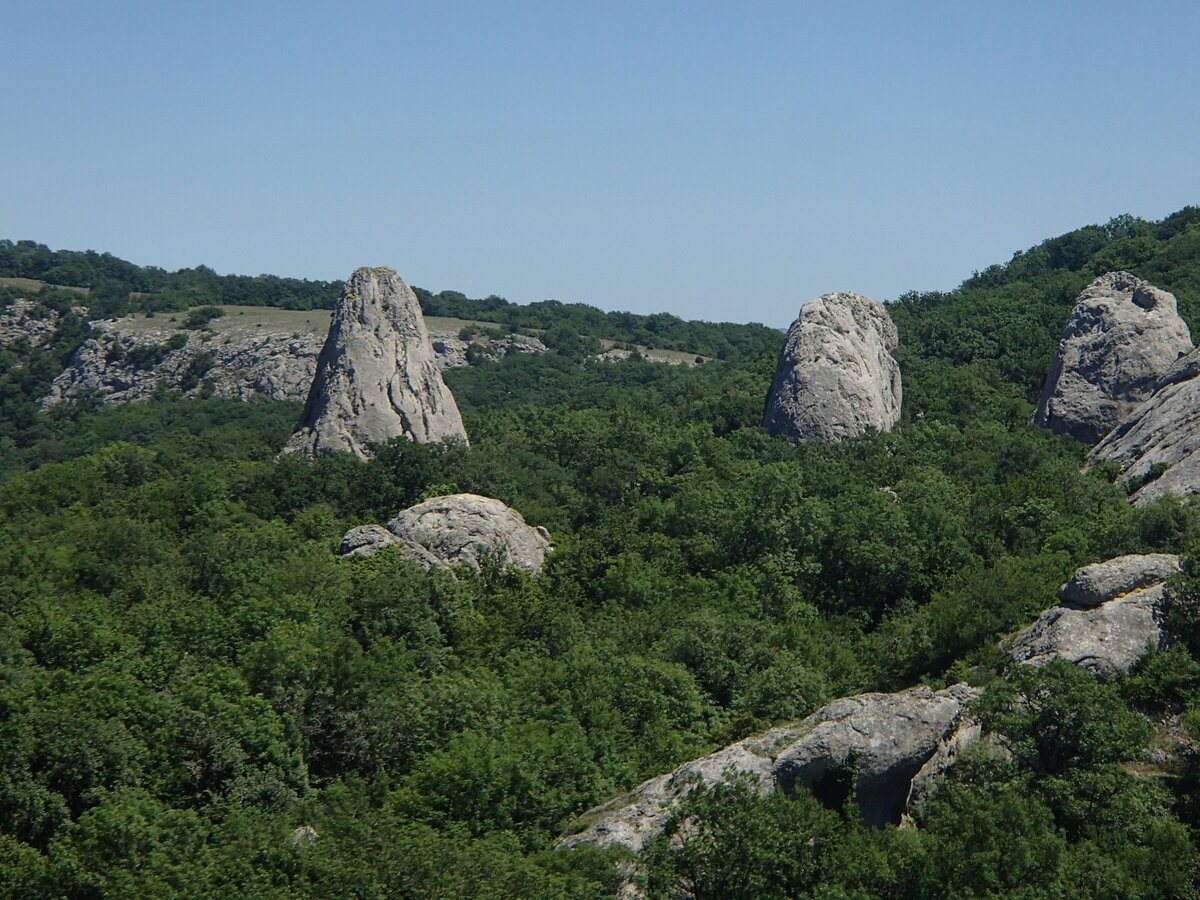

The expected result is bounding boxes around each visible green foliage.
[183,305,226,330]
[5,207,1200,895]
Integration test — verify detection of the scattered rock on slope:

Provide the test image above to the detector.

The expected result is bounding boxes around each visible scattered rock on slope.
[1089,346,1200,504]
[284,267,467,458]
[1009,553,1180,678]
[1034,272,1192,445]
[561,683,977,854]
[42,328,322,406]
[341,493,552,573]
[763,292,901,441]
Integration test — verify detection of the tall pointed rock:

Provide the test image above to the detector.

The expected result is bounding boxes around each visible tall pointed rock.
[284,266,467,458]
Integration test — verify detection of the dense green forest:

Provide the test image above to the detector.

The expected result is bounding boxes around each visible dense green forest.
[4,209,1200,898]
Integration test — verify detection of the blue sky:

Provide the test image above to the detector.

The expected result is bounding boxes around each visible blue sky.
[3,1,1197,326]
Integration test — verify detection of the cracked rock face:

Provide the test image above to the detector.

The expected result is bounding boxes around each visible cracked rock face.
[341,493,552,573]
[41,329,322,406]
[284,267,467,458]
[763,292,901,442]
[1034,272,1192,445]
[1010,554,1180,678]
[1089,346,1200,505]
[1058,553,1181,608]
[560,683,977,854]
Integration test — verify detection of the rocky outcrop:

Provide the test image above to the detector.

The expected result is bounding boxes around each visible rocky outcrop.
[430,333,549,369]
[284,267,467,458]
[1034,272,1192,444]
[561,683,977,854]
[1009,554,1180,678]
[1058,553,1181,607]
[341,493,552,573]
[0,298,85,349]
[763,292,901,441]
[1089,346,1200,504]
[42,328,321,406]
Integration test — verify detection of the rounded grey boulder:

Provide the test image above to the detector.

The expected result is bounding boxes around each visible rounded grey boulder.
[763,292,901,442]
[341,493,552,573]
[1034,272,1192,445]
[560,683,977,855]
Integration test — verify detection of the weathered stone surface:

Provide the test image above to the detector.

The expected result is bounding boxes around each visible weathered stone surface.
[560,724,801,854]
[1010,583,1168,678]
[1034,272,1192,444]
[904,718,984,815]
[0,298,84,349]
[1058,553,1181,608]
[763,292,901,441]
[561,683,977,855]
[429,332,549,370]
[284,267,467,458]
[1089,346,1200,504]
[771,683,978,828]
[342,493,552,573]
[42,329,321,406]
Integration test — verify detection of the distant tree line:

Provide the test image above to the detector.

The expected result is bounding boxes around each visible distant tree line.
[0,240,781,361]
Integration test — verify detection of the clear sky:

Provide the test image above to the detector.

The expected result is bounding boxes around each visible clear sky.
[3,1,1198,326]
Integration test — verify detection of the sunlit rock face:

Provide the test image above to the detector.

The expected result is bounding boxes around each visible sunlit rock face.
[284,266,467,458]
[764,292,901,442]
[341,493,552,573]
[1034,271,1192,445]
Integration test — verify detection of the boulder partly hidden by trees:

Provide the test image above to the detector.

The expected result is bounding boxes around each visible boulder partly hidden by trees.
[284,266,467,459]
[1034,271,1192,445]
[1009,553,1181,679]
[763,292,901,442]
[560,683,978,855]
[341,493,552,573]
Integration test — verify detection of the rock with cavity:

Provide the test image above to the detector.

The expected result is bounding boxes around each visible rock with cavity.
[561,683,978,855]
[341,493,552,573]
[763,292,901,441]
[1034,272,1192,444]
[284,267,467,458]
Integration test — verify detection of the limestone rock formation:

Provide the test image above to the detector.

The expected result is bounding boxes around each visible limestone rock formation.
[341,493,552,573]
[763,292,901,441]
[42,329,321,406]
[0,298,85,349]
[1089,346,1200,504]
[561,683,977,854]
[1009,554,1180,678]
[1034,272,1192,444]
[1058,553,1181,608]
[429,332,549,370]
[284,267,467,458]
[770,683,979,828]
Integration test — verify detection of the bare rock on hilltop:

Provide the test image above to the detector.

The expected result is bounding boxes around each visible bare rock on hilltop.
[1034,272,1192,445]
[341,493,552,573]
[284,267,467,458]
[763,292,901,442]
